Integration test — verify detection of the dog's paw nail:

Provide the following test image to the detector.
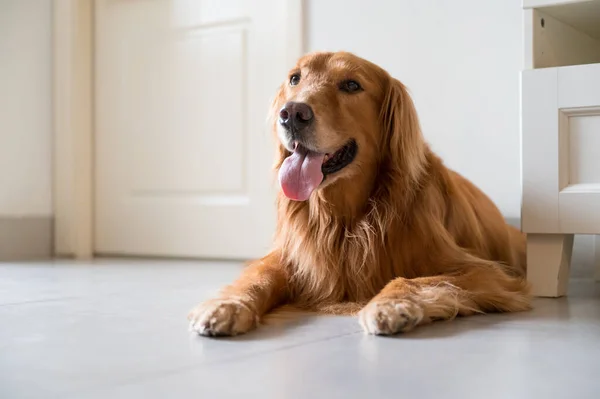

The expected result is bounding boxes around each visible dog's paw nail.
[359,299,423,335]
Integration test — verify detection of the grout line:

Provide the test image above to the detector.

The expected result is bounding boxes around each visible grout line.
[199,330,365,368]
[0,296,83,307]
[66,329,363,397]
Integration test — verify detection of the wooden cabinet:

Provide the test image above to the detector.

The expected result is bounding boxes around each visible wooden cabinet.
[521,0,600,296]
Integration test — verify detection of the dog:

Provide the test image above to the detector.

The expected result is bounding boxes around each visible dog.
[188,51,530,336]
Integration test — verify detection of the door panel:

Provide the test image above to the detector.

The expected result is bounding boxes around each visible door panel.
[125,28,247,193]
[95,0,295,259]
[522,63,600,234]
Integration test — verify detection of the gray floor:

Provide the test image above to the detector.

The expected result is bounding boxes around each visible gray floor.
[1,260,600,399]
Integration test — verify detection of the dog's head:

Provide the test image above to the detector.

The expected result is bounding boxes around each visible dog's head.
[270,51,424,202]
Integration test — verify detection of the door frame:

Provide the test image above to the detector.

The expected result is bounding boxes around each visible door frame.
[53,0,94,258]
[52,0,304,258]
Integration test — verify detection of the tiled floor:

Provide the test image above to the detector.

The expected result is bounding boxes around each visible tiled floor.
[1,259,600,399]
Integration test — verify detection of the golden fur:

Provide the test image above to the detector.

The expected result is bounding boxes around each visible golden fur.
[188,51,530,336]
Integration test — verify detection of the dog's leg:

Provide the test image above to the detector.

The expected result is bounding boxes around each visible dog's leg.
[188,252,288,337]
[359,258,531,335]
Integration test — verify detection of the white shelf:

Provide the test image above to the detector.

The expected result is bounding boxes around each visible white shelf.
[524,0,597,9]
[524,0,600,40]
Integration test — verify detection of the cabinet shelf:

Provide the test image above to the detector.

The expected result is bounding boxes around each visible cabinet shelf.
[524,0,600,69]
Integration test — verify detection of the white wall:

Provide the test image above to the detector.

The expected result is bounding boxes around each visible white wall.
[0,0,53,217]
[306,0,523,218]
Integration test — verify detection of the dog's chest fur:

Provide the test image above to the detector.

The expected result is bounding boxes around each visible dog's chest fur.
[278,200,406,308]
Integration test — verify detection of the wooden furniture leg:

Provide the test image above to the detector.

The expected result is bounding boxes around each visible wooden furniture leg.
[527,233,574,297]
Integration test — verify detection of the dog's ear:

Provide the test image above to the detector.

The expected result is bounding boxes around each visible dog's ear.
[380,77,426,181]
[267,83,284,128]
[267,83,290,170]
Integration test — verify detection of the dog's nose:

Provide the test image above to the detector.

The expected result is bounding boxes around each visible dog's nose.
[279,102,313,131]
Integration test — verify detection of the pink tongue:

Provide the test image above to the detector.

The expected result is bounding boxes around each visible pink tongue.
[278,146,325,201]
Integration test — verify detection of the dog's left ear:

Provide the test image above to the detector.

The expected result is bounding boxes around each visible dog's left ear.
[267,83,285,132]
[379,77,427,181]
[267,83,290,171]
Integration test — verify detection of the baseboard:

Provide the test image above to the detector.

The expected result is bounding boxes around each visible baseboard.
[0,216,53,261]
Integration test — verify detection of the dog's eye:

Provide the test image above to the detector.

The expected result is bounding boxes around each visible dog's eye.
[340,80,362,93]
[290,74,301,86]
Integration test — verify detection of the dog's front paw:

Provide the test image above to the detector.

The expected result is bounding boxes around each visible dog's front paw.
[187,298,258,337]
[359,299,424,335]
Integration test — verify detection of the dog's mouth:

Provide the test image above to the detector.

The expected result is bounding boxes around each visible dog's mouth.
[322,140,358,175]
[278,140,357,201]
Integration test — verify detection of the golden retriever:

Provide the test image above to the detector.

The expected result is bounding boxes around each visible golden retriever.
[188,51,530,336]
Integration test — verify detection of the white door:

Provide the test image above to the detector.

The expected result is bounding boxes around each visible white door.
[95,0,298,259]
[522,62,600,235]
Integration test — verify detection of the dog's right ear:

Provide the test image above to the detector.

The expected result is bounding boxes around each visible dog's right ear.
[379,77,427,182]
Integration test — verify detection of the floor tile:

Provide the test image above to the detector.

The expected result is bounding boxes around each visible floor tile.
[1,260,599,399]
